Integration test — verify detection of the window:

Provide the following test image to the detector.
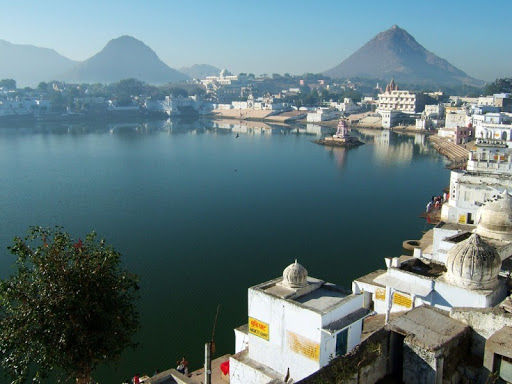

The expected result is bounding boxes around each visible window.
[335,328,348,356]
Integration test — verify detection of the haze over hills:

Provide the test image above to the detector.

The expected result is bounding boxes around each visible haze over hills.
[179,64,221,80]
[0,39,77,87]
[324,25,484,87]
[62,35,189,85]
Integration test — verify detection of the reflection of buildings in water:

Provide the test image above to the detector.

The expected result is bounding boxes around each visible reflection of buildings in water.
[108,122,146,134]
[413,132,438,156]
[324,146,348,169]
[160,119,214,135]
[414,133,427,147]
[374,141,413,165]
[374,131,413,165]
[303,124,334,136]
[374,129,390,146]
[356,128,439,165]
[212,119,273,135]
[358,129,413,165]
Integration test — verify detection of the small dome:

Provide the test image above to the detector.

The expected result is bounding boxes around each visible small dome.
[282,260,308,288]
[445,234,501,290]
[219,69,231,78]
[476,190,512,241]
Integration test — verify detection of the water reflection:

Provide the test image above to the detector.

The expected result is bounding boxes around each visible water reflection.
[324,146,349,169]
[353,128,438,166]
[0,119,450,383]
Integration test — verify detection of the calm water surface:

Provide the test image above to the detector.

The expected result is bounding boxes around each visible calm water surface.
[0,119,449,383]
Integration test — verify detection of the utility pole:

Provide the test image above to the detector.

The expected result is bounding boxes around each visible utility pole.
[204,341,212,384]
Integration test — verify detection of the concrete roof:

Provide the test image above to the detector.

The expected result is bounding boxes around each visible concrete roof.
[353,269,387,286]
[387,306,468,351]
[294,284,350,313]
[255,277,352,314]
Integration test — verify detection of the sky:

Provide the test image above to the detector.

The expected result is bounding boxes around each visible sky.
[1,0,510,82]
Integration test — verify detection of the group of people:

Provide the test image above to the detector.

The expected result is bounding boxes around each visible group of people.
[426,193,449,213]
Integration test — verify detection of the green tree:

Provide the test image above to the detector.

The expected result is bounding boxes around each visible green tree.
[484,78,512,95]
[38,82,49,91]
[0,226,140,384]
[0,79,16,90]
[109,78,146,98]
[48,90,67,112]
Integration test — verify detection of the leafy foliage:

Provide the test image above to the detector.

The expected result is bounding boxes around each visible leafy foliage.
[484,78,512,95]
[0,79,16,90]
[0,226,140,384]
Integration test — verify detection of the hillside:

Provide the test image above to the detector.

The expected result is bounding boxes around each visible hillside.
[179,64,221,80]
[323,25,483,87]
[62,35,189,84]
[0,39,77,87]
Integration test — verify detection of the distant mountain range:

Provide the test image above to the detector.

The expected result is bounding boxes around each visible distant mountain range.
[179,64,221,79]
[323,25,484,87]
[0,39,77,87]
[62,36,189,85]
[1,28,485,88]
[0,36,195,87]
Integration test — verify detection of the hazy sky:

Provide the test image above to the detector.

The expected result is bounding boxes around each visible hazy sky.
[1,0,510,82]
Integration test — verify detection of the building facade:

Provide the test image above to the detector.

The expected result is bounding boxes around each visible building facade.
[230,261,369,384]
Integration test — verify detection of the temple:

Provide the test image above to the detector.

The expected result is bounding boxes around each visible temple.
[316,118,364,147]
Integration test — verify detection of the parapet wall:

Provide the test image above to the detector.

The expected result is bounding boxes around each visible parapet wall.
[298,328,390,384]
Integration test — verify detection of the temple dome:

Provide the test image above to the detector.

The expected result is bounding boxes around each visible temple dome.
[219,69,231,78]
[445,234,501,290]
[282,260,308,288]
[476,190,512,241]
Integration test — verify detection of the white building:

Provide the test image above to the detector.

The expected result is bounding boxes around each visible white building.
[201,69,239,87]
[377,79,429,115]
[441,140,512,224]
[307,107,339,122]
[475,122,512,144]
[230,261,370,384]
[353,231,507,317]
[380,110,400,129]
[232,94,289,112]
[330,98,360,114]
[0,99,50,117]
[445,111,471,129]
[478,96,495,106]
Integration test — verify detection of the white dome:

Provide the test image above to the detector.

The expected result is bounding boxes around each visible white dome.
[445,234,501,290]
[219,69,231,78]
[282,260,308,288]
[476,190,512,241]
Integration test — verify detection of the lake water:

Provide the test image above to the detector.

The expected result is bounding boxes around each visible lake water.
[0,119,449,383]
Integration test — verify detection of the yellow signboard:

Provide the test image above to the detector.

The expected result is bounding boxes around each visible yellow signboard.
[287,331,320,361]
[375,288,386,301]
[249,317,269,341]
[458,215,467,224]
[393,292,412,308]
